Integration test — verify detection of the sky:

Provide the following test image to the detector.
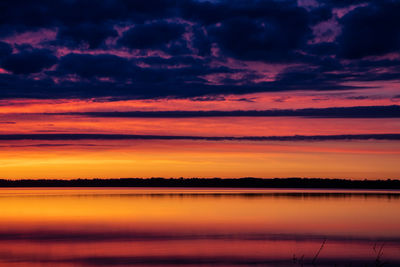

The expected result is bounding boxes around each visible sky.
[0,0,399,179]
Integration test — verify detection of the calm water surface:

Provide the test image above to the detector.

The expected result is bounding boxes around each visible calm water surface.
[0,188,399,266]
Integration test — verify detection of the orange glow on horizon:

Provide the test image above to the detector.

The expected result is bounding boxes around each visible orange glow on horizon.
[0,95,399,180]
[0,140,399,179]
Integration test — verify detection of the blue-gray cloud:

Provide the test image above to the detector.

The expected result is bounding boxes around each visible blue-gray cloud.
[0,0,399,99]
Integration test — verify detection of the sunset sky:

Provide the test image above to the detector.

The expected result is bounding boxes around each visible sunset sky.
[0,0,399,179]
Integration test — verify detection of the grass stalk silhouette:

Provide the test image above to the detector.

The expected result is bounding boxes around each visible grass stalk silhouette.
[312,238,327,265]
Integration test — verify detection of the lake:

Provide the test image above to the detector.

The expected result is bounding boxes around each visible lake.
[0,188,399,266]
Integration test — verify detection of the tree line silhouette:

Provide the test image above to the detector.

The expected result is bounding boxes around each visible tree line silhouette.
[0,178,399,189]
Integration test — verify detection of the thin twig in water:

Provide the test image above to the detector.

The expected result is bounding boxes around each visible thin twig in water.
[292,254,305,266]
[312,238,327,265]
[374,242,387,267]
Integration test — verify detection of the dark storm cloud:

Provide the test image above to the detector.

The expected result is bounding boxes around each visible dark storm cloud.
[118,22,186,50]
[208,15,310,62]
[184,0,312,61]
[309,6,333,24]
[0,41,12,58]
[0,0,399,99]
[55,52,232,82]
[181,0,307,25]
[337,1,400,59]
[191,26,212,56]
[0,0,176,34]
[55,23,118,49]
[57,53,134,79]
[139,55,207,67]
[1,49,57,74]
[306,43,338,56]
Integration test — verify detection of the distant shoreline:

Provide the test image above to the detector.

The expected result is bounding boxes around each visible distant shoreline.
[0,178,399,189]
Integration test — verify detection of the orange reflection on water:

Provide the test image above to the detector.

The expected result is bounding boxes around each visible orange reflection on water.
[0,188,399,266]
[0,188,399,237]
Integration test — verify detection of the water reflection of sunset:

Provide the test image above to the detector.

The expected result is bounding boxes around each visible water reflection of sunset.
[0,189,399,266]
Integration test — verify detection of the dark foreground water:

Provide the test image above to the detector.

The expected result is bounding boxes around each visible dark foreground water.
[0,188,399,266]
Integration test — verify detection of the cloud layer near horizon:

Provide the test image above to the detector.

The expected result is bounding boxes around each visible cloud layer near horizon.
[1,133,399,141]
[50,105,400,118]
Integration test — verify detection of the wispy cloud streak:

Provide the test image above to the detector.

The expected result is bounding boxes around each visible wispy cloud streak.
[1,134,399,141]
[53,105,400,118]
